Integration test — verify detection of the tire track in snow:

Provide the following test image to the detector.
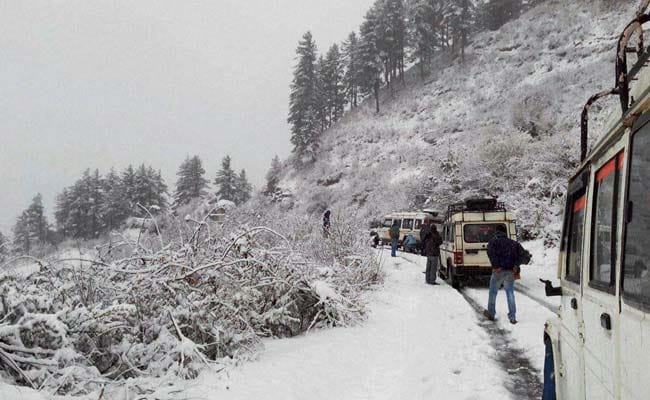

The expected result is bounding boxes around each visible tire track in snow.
[456,288,543,400]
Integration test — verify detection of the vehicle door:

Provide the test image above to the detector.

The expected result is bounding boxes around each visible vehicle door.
[582,146,625,400]
[555,169,589,400]
[620,118,650,400]
[440,223,454,267]
[461,222,505,267]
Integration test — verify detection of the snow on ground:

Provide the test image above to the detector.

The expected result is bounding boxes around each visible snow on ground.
[186,248,512,400]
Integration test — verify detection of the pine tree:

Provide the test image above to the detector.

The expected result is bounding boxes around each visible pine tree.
[102,168,130,231]
[314,55,330,133]
[173,156,209,207]
[377,0,407,89]
[235,169,253,205]
[323,43,347,124]
[358,6,383,113]
[0,231,8,260]
[342,32,361,108]
[288,31,320,163]
[12,213,31,254]
[214,155,239,202]
[408,0,439,78]
[447,0,475,61]
[264,156,283,196]
[12,194,51,254]
[479,0,521,31]
[55,169,105,239]
[132,165,168,213]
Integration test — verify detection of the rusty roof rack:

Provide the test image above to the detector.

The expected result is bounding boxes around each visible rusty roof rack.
[447,198,506,218]
[581,0,650,161]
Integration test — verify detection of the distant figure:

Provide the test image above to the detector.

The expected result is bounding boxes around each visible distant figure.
[483,225,526,324]
[419,223,432,257]
[370,231,380,248]
[323,210,331,238]
[423,224,443,285]
[403,234,417,253]
[389,221,400,257]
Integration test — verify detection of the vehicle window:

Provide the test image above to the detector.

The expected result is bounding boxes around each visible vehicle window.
[392,219,402,229]
[590,153,622,289]
[567,194,586,283]
[402,219,414,230]
[382,219,393,228]
[463,224,506,243]
[414,219,423,230]
[624,125,650,303]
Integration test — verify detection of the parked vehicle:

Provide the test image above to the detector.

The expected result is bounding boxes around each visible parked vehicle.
[439,198,517,288]
[377,211,442,250]
[543,3,650,398]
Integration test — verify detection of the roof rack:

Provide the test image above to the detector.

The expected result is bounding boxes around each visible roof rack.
[446,198,506,219]
[581,0,650,161]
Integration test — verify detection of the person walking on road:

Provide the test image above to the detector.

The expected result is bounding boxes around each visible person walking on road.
[389,221,400,257]
[483,224,526,324]
[422,224,443,285]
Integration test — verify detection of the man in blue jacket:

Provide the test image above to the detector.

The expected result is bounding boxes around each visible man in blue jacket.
[483,225,525,324]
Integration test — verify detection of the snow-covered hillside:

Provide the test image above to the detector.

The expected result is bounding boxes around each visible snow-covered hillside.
[280,0,635,238]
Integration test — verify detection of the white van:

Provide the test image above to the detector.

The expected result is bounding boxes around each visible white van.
[543,4,650,398]
[377,211,442,250]
[439,199,517,288]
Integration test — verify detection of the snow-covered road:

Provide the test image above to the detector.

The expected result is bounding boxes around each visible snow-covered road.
[187,250,541,400]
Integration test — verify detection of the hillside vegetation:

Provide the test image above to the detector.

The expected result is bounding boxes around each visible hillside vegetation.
[278,0,634,240]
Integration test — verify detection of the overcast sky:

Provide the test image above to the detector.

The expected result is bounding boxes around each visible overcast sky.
[0,0,375,233]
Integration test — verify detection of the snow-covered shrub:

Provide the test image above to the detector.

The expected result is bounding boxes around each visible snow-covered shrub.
[0,204,382,396]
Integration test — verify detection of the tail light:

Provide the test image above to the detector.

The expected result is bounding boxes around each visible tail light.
[454,251,464,265]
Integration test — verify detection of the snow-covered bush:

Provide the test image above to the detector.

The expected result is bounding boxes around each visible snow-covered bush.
[0,204,382,396]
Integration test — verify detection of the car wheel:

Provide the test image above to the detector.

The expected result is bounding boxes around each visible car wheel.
[448,262,460,289]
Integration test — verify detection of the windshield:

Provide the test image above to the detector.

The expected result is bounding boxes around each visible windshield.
[463,224,507,243]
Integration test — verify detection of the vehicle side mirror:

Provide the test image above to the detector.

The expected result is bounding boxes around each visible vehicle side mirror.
[540,279,562,297]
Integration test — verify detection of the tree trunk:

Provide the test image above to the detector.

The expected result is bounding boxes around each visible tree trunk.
[374,80,380,113]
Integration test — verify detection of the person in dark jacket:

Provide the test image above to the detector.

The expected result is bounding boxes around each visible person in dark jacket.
[323,210,331,238]
[422,223,443,285]
[419,223,432,257]
[389,221,400,257]
[484,224,526,324]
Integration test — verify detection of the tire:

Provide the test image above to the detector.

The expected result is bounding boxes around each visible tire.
[447,262,460,289]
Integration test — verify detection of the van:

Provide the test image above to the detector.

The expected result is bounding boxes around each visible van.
[377,211,442,250]
[439,199,517,288]
[543,3,650,398]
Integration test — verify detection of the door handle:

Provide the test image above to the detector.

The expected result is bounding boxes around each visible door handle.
[571,298,578,310]
[600,313,612,331]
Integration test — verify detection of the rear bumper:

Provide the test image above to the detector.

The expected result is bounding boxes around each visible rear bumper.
[452,266,493,277]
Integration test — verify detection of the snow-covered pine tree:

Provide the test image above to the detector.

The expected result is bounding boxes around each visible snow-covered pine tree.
[173,155,209,207]
[377,0,407,88]
[214,155,239,202]
[264,155,283,196]
[288,31,320,163]
[102,168,130,231]
[121,165,138,212]
[447,0,476,61]
[323,43,347,124]
[479,0,522,31]
[0,230,8,260]
[235,169,253,205]
[342,32,361,108]
[55,169,105,239]
[315,55,330,133]
[358,6,383,113]
[12,194,51,254]
[132,165,168,214]
[407,0,441,78]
